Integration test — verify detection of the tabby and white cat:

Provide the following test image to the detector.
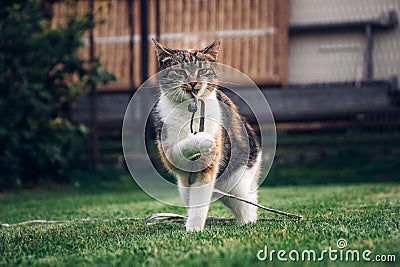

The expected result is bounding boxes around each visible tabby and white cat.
[152,39,261,231]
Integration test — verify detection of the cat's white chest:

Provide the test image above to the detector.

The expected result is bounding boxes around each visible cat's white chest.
[157,91,221,146]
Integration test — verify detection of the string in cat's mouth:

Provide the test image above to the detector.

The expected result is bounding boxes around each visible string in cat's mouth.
[187,91,205,135]
[190,90,197,100]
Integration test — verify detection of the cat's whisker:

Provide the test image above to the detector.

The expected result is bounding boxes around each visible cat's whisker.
[164,88,175,101]
[170,90,179,102]
[171,90,178,102]
[164,86,179,96]
[171,88,182,103]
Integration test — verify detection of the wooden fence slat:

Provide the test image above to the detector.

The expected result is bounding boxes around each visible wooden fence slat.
[52,0,289,90]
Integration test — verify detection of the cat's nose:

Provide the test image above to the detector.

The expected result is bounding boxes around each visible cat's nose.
[189,82,197,89]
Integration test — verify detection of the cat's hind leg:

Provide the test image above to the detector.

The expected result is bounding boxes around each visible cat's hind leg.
[219,164,260,224]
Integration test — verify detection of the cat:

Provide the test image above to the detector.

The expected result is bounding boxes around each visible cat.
[151,39,261,231]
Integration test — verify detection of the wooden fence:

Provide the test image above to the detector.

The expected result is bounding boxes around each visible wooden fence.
[53,0,289,90]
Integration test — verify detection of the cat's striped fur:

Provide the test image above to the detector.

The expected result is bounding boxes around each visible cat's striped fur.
[152,39,261,231]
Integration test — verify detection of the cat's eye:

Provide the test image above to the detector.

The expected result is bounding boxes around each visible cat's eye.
[197,68,208,77]
[175,69,187,77]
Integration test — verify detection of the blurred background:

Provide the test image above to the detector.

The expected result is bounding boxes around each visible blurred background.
[1,0,399,190]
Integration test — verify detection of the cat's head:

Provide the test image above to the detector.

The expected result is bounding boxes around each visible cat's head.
[152,39,221,103]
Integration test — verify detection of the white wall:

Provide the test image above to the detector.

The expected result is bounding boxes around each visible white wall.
[288,0,400,83]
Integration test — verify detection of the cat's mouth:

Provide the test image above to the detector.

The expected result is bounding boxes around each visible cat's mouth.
[164,82,211,103]
[182,82,207,97]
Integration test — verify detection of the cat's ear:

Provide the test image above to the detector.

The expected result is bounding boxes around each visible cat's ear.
[151,38,175,62]
[200,39,221,61]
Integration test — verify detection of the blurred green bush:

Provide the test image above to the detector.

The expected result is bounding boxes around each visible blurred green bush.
[0,1,115,188]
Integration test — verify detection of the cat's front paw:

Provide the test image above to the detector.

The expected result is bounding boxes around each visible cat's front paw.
[193,132,215,153]
[185,219,205,232]
[178,132,216,161]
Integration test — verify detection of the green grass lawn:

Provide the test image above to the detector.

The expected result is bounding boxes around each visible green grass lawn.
[1,182,399,266]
